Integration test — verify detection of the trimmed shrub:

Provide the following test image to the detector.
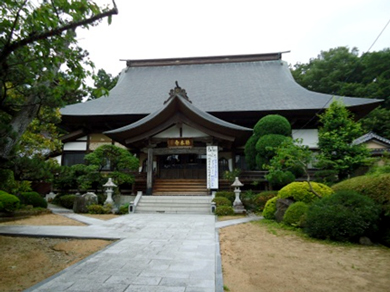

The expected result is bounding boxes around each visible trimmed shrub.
[0,191,20,213]
[253,191,278,211]
[262,196,278,219]
[283,202,308,227]
[253,114,291,137]
[266,170,296,189]
[59,194,76,209]
[215,206,235,216]
[332,173,390,215]
[87,204,106,214]
[305,190,381,242]
[215,191,235,203]
[19,192,48,208]
[212,197,232,207]
[119,203,129,214]
[278,182,333,204]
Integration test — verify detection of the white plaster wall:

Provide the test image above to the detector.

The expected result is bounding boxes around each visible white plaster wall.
[154,124,209,138]
[76,136,87,141]
[292,129,318,149]
[63,142,87,151]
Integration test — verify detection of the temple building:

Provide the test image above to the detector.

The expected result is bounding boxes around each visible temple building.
[58,52,381,195]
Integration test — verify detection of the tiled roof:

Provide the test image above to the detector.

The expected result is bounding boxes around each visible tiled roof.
[353,132,390,146]
[61,53,382,117]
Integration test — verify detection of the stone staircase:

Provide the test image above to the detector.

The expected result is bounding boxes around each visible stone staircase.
[134,196,213,214]
[153,179,208,196]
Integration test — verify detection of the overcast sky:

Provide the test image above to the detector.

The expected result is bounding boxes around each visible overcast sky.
[77,0,390,76]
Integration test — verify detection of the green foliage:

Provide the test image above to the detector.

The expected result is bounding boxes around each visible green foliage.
[265,170,296,189]
[240,190,257,211]
[215,206,235,216]
[119,203,129,214]
[59,194,76,209]
[89,69,119,100]
[265,138,315,188]
[212,197,232,207]
[0,0,117,161]
[361,108,390,140]
[332,173,390,216]
[215,191,235,203]
[84,144,139,186]
[262,196,278,219]
[244,135,259,170]
[283,202,308,227]
[253,115,291,137]
[305,190,381,242]
[292,47,390,141]
[19,192,47,208]
[223,169,241,184]
[366,154,390,176]
[245,114,291,170]
[0,169,32,194]
[278,182,333,204]
[87,204,112,214]
[0,191,21,213]
[253,191,278,211]
[317,100,369,181]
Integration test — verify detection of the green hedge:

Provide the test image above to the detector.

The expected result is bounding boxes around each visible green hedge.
[305,190,381,242]
[332,173,390,215]
[212,197,232,207]
[0,191,20,213]
[119,203,129,214]
[19,192,47,208]
[87,204,111,214]
[215,206,235,216]
[215,191,235,203]
[278,182,333,204]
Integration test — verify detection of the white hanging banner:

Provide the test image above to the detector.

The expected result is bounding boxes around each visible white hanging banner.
[206,146,219,189]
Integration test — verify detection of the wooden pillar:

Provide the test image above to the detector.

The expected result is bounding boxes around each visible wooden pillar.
[146,147,153,195]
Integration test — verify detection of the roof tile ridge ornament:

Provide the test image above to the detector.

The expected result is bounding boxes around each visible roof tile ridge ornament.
[164,81,192,104]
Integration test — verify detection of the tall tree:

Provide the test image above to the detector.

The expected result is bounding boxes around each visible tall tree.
[0,0,118,162]
[89,68,119,100]
[317,100,369,181]
[292,47,390,139]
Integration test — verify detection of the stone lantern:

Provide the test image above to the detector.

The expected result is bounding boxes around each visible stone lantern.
[231,177,246,214]
[103,178,117,205]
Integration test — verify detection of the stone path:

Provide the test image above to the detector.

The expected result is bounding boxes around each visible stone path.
[0,205,262,292]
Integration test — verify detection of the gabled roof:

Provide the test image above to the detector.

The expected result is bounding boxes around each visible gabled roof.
[353,132,390,146]
[61,52,382,118]
[104,85,252,146]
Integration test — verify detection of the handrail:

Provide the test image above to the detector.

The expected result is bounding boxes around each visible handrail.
[129,191,142,213]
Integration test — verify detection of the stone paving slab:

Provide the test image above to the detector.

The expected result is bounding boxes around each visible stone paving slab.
[8,214,218,292]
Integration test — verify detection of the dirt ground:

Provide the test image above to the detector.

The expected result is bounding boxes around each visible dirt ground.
[220,222,390,292]
[0,214,116,292]
[1,214,390,292]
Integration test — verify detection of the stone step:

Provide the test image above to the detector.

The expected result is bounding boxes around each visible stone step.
[134,195,212,214]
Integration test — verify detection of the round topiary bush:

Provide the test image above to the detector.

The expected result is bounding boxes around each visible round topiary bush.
[0,191,21,213]
[212,197,232,207]
[215,206,235,216]
[305,190,381,242]
[262,196,278,219]
[119,203,129,214]
[278,182,333,204]
[215,191,235,203]
[19,192,48,208]
[283,201,308,227]
[253,114,291,137]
